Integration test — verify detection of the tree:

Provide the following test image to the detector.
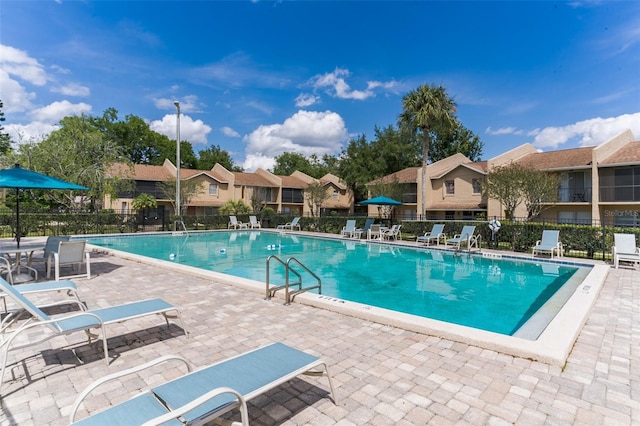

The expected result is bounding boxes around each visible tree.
[159,179,201,217]
[16,114,131,211]
[197,145,240,171]
[399,84,457,218]
[272,152,337,178]
[521,170,559,219]
[304,181,331,217]
[484,163,526,220]
[219,200,251,215]
[430,118,484,162]
[0,100,12,155]
[131,193,157,212]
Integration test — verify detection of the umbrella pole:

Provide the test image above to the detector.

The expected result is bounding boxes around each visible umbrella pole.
[15,189,20,248]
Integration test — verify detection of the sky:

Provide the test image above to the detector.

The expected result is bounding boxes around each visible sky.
[1,1,639,172]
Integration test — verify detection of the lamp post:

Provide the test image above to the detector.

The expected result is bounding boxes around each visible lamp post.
[174,101,181,225]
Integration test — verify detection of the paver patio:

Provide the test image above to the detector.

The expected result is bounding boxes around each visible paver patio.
[0,247,638,425]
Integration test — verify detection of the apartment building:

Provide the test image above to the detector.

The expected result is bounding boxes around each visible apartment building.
[105,160,353,217]
[368,129,640,225]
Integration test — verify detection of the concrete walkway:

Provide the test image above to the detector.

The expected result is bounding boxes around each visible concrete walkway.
[0,250,638,425]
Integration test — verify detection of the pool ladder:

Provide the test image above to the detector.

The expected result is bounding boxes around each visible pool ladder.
[265,255,321,305]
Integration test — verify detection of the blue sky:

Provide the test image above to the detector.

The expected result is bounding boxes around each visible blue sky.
[1,1,639,171]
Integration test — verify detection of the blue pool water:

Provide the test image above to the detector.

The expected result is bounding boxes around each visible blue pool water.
[87,231,590,336]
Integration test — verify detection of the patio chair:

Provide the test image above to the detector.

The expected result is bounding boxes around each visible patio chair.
[613,233,640,269]
[340,220,362,238]
[367,224,382,240]
[360,218,375,238]
[446,225,479,250]
[277,216,301,231]
[46,240,91,281]
[69,342,336,425]
[416,224,446,246]
[249,215,261,229]
[27,235,70,273]
[0,277,187,389]
[532,230,563,258]
[228,216,248,230]
[382,224,402,241]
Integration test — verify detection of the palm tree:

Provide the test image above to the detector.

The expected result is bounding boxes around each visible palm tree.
[398,84,456,218]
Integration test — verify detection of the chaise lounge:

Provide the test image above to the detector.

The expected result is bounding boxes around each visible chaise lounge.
[612,233,640,269]
[0,277,187,389]
[69,342,336,425]
[532,230,563,258]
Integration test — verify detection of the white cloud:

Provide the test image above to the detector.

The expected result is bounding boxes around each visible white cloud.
[243,153,276,172]
[531,112,640,149]
[242,110,348,171]
[153,95,203,113]
[305,68,398,102]
[486,126,522,136]
[4,122,60,145]
[150,113,212,145]
[221,126,240,137]
[29,100,92,122]
[0,69,36,113]
[295,93,319,107]
[51,83,90,97]
[0,44,47,86]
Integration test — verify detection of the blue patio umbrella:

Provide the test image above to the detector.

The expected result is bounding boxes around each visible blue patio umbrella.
[0,164,89,247]
[358,195,403,206]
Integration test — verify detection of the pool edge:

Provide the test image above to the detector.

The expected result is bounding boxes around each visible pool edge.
[88,242,610,367]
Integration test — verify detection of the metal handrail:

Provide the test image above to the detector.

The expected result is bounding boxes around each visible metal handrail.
[265,255,321,304]
[285,257,321,304]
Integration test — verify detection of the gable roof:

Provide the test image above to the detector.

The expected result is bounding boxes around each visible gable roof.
[599,141,640,166]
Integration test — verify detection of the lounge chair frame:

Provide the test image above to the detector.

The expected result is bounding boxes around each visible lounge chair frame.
[70,342,336,425]
[0,277,187,389]
[0,279,80,314]
[277,217,301,231]
[446,225,480,251]
[228,216,248,230]
[248,215,261,229]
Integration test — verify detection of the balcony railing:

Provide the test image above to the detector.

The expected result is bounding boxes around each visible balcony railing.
[557,187,592,202]
[599,185,640,202]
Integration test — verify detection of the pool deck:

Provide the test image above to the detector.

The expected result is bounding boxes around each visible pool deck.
[1,234,638,425]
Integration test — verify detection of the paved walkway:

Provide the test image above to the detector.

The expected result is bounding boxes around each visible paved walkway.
[0,250,638,425]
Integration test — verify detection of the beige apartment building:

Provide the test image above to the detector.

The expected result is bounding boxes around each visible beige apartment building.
[368,129,640,226]
[105,160,353,217]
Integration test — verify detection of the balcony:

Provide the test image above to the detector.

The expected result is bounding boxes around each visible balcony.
[600,185,640,203]
[557,187,592,202]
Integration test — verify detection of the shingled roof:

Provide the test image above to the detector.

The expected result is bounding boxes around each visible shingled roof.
[515,147,594,170]
[600,141,640,166]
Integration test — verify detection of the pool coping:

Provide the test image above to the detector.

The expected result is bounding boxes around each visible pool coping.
[86,230,610,366]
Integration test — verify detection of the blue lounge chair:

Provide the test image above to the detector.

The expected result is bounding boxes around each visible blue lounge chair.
[360,218,375,238]
[532,230,563,258]
[0,277,187,389]
[277,216,301,231]
[69,342,336,425]
[416,224,446,246]
[0,279,80,314]
[446,225,479,250]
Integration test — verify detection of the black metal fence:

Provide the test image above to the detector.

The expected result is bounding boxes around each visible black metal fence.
[0,210,635,261]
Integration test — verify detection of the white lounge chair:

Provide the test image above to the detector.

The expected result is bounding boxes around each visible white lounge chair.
[416,224,446,246]
[277,217,301,231]
[446,225,479,250]
[532,230,563,258]
[249,215,261,229]
[382,224,402,241]
[69,342,336,425]
[340,220,361,238]
[228,216,248,230]
[46,240,91,281]
[0,277,187,389]
[613,233,640,269]
[367,224,382,240]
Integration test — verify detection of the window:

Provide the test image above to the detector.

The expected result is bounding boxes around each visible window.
[472,178,482,194]
[209,184,218,196]
[333,189,338,199]
[121,202,127,214]
[445,180,455,195]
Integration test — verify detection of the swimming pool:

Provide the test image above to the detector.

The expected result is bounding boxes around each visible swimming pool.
[86,230,591,339]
